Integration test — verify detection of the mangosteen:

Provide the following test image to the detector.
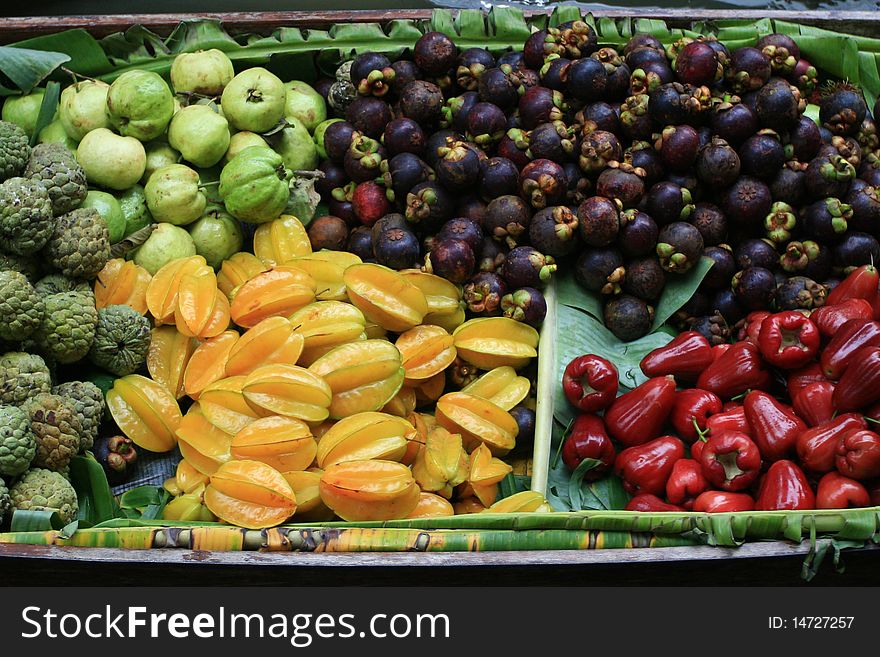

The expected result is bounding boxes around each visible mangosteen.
[786,115,822,162]
[689,313,731,346]
[399,80,444,126]
[380,153,432,204]
[510,405,536,444]
[760,201,797,245]
[456,48,495,91]
[732,266,776,311]
[503,246,557,288]
[700,245,737,291]
[629,60,675,96]
[350,52,395,97]
[791,58,818,97]
[345,96,393,139]
[858,117,879,152]
[389,60,422,96]
[324,121,357,164]
[709,288,743,325]
[734,238,778,270]
[595,165,646,209]
[674,291,711,328]
[528,121,577,163]
[726,47,772,94]
[620,94,654,141]
[695,137,741,188]
[540,56,571,91]
[579,101,621,134]
[314,78,333,102]
[781,240,832,280]
[577,195,620,247]
[711,101,759,147]
[308,215,349,251]
[344,134,386,183]
[316,161,348,199]
[425,129,463,168]
[629,143,665,184]
[820,86,868,136]
[649,82,694,126]
[346,225,375,261]
[463,271,507,316]
[770,161,807,207]
[647,181,694,225]
[351,181,391,227]
[438,217,483,255]
[456,197,487,226]
[675,40,721,86]
[371,213,408,241]
[624,256,666,301]
[721,176,772,227]
[564,163,592,206]
[656,221,704,273]
[95,435,137,485]
[556,20,599,59]
[529,205,580,258]
[690,203,728,246]
[426,238,475,284]
[593,47,631,100]
[373,226,421,270]
[523,30,560,70]
[604,295,654,342]
[414,31,458,76]
[443,92,479,133]
[739,130,786,180]
[802,197,852,242]
[496,131,532,169]
[501,287,548,327]
[479,66,520,111]
[435,140,483,193]
[518,86,567,130]
[756,33,800,74]
[578,130,623,175]
[405,181,455,234]
[519,159,568,209]
[566,57,608,102]
[497,51,527,70]
[846,181,880,233]
[479,237,507,273]
[485,195,531,247]
[460,103,505,149]
[665,170,702,201]
[754,78,802,132]
[328,183,356,226]
[626,43,668,69]
[480,157,520,200]
[655,124,700,172]
[774,276,827,310]
[833,231,880,270]
[619,209,659,258]
[574,248,625,295]
[625,34,665,55]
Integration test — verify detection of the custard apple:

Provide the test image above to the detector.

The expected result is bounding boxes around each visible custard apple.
[43,207,110,279]
[34,273,90,297]
[52,381,104,452]
[33,291,98,364]
[23,393,81,472]
[0,121,30,182]
[87,305,151,377]
[0,405,35,477]
[0,270,44,341]
[24,143,88,215]
[10,467,78,524]
[0,252,41,282]
[0,477,10,526]
[0,176,54,255]
[0,351,51,405]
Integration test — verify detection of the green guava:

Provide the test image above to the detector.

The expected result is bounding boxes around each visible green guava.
[144,163,206,226]
[167,104,230,169]
[283,81,326,133]
[273,118,319,172]
[81,190,126,243]
[220,67,286,133]
[76,128,146,190]
[2,89,47,137]
[59,80,111,141]
[170,49,235,96]
[224,131,270,165]
[219,145,291,224]
[188,204,244,268]
[141,141,181,185]
[106,70,175,142]
[132,222,197,274]
[313,118,342,160]
[38,120,78,152]
[116,184,153,237]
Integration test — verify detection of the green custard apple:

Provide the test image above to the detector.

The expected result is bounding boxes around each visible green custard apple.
[80,190,126,243]
[0,352,52,406]
[170,49,235,96]
[59,80,111,141]
[141,140,181,185]
[0,121,30,182]
[76,128,146,190]
[283,80,326,133]
[88,304,152,377]
[2,89,48,137]
[224,131,269,165]
[106,70,175,142]
[220,67,286,133]
[144,163,206,226]
[167,104,231,168]
[219,145,291,223]
[132,222,197,274]
[0,176,54,255]
[188,203,244,268]
[43,207,111,279]
[116,184,153,238]
[10,468,78,524]
[0,405,36,478]
[274,118,319,171]
[25,143,88,215]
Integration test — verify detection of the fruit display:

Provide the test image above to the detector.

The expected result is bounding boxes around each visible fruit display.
[1,8,880,547]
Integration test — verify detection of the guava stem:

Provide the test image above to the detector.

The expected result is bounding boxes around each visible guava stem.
[198,182,222,189]
[61,66,99,84]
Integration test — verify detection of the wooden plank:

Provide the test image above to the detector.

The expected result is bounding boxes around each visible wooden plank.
[2,9,880,43]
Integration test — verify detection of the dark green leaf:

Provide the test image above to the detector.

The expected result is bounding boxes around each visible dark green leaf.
[29,80,60,146]
[118,485,167,510]
[588,475,631,510]
[568,458,602,510]
[651,256,714,331]
[10,29,110,77]
[69,454,117,524]
[0,45,69,95]
[10,509,65,531]
[556,270,603,320]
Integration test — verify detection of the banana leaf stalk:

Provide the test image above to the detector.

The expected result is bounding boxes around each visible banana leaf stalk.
[0,526,701,552]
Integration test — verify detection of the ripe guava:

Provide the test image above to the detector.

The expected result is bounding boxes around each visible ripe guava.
[283,80,326,133]
[168,104,231,168]
[188,203,244,268]
[76,127,146,190]
[59,80,111,141]
[106,70,175,142]
[144,163,206,226]
[170,49,235,96]
[132,222,197,274]
[220,67,285,133]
